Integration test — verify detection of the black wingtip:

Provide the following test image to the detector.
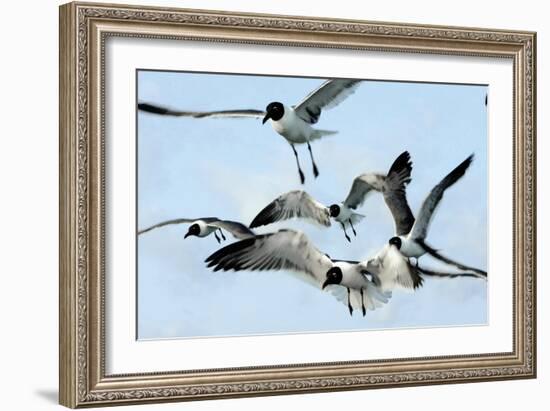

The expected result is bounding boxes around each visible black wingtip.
[249,202,277,229]
[460,153,475,169]
[204,236,258,271]
[413,268,425,289]
[457,153,475,174]
[417,240,487,277]
[440,153,475,189]
[387,151,412,177]
[138,102,170,115]
[249,217,264,229]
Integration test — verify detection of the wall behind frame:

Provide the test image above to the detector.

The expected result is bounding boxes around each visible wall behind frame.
[0,0,546,410]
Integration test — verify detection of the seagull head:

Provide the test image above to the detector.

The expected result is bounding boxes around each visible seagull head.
[388,236,402,249]
[184,223,201,239]
[328,204,341,218]
[322,266,343,289]
[263,102,284,124]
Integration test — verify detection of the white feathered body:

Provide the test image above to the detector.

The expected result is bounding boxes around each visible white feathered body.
[270,105,336,144]
[333,261,391,310]
[398,235,426,258]
[365,245,419,292]
[332,203,365,228]
[195,220,217,238]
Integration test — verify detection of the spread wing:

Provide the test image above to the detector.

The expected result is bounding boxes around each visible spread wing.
[205,230,389,312]
[209,220,255,239]
[138,218,197,235]
[366,244,487,292]
[343,173,385,209]
[417,265,487,280]
[342,152,414,234]
[416,240,487,277]
[138,102,265,119]
[382,151,415,236]
[365,245,423,291]
[249,191,330,228]
[205,230,333,286]
[293,79,361,124]
[410,154,474,240]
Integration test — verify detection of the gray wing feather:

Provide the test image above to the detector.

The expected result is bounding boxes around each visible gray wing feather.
[205,230,390,311]
[343,174,384,209]
[343,151,414,231]
[382,151,415,236]
[209,220,255,239]
[417,240,487,277]
[138,102,265,119]
[205,230,332,284]
[293,79,361,124]
[410,154,474,240]
[138,217,197,235]
[249,191,330,228]
[417,265,487,280]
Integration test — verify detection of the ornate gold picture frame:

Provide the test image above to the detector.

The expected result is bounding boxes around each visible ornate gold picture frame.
[59,1,536,408]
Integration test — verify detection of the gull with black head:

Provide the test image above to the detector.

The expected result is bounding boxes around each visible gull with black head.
[139,78,361,184]
[138,217,254,244]
[249,151,413,242]
[379,153,487,276]
[205,229,391,316]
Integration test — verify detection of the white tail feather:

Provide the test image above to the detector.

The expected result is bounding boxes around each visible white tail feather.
[310,129,338,141]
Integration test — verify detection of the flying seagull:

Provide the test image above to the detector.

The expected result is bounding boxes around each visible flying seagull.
[385,154,487,276]
[138,217,254,244]
[205,229,391,316]
[249,151,413,242]
[138,78,361,184]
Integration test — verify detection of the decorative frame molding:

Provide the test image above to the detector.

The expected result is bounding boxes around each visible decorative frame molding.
[59,2,536,408]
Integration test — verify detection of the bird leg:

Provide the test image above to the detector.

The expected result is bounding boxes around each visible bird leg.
[218,229,226,241]
[290,144,305,184]
[349,219,357,236]
[306,141,319,178]
[340,222,351,242]
[214,231,221,244]
[347,288,353,316]
[360,288,366,316]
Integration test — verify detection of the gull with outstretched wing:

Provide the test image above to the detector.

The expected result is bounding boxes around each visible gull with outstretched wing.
[385,154,487,277]
[249,151,413,242]
[139,217,254,244]
[205,229,391,316]
[139,78,361,184]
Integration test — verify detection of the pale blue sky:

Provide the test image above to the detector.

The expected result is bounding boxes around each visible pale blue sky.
[136,70,487,339]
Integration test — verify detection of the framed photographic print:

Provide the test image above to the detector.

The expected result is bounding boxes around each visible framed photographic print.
[59,2,537,408]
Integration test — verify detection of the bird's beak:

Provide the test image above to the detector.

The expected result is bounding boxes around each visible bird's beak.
[184,232,191,239]
[321,279,330,290]
[262,113,271,125]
